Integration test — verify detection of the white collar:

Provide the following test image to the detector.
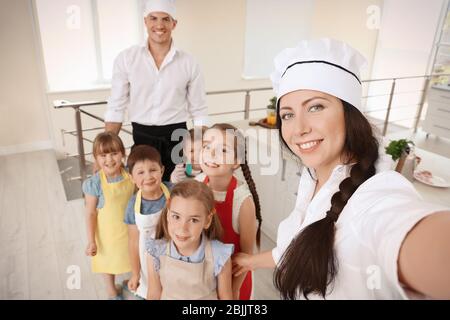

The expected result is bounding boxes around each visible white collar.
[307,164,350,184]
[170,233,205,261]
[307,153,392,184]
[141,39,178,55]
[294,164,350,227]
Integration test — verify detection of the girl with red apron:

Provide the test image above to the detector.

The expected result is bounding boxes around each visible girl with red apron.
[204,176,252,300]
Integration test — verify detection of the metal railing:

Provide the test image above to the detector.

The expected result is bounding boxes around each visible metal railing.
[53,73,450,182]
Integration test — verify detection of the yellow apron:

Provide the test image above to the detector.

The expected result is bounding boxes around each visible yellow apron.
[159,239,218,300]
[134,184,170,298]
[91,168,134,274]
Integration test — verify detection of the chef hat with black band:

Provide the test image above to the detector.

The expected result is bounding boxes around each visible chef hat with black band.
[270,38,367,110]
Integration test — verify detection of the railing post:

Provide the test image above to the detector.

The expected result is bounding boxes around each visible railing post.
[244,91,251,120]
[413,76,431,133]
[74,107,87,182]
[281,158,287,181]
[382,79,396,136]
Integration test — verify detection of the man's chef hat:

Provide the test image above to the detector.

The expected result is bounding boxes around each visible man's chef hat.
[270,38,367,110]
[143,0,177,19]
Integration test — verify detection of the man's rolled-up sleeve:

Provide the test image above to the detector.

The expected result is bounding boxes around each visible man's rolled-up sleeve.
[187,60,208,126]
[105,52,130,123]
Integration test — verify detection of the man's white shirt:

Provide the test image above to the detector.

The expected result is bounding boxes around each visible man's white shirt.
[105,41,208,126]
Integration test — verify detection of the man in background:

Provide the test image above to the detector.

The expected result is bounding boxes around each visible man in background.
[105,0,208,180]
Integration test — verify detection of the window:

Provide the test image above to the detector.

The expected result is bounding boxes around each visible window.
[34,0,144,92]
[243,0,314,79]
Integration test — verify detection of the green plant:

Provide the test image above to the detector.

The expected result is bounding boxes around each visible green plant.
[267,96,277,110]
[385,139,414,161]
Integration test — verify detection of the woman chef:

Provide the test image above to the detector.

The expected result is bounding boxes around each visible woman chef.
[232,38,450,299]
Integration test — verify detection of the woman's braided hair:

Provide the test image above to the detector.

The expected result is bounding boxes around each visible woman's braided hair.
[274,100,379,299]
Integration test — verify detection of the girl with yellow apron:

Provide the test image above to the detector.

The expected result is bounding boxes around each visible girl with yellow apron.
[91,169,134,274]
[83,132,134,299]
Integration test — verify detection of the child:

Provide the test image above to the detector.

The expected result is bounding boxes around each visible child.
[146,180,234,300]
[123,145,172,299]
[197,123,262,300]
[82,132,134,300]
[170,126,208,183]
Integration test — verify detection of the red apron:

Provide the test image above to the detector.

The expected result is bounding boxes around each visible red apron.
[204,176,252,300]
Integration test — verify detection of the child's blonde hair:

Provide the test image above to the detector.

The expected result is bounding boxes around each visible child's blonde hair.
[92,131,126,158]
[207,123,262,249]
[155,180,223,241]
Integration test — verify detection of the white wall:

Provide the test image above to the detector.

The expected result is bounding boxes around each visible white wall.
[371,0,444,79]
[366,0,444,128]
[0,0,51,155]
[311,0,383,80]
[3,0,386,158]
[243,0,315,79]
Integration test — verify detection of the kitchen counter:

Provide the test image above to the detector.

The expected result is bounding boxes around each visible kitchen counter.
[413,148,450,208]
[431,83,450,91]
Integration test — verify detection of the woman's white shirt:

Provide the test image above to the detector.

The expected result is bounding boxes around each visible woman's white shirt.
[273,165,448,299]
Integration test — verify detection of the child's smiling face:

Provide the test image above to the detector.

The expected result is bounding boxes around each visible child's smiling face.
[200,128,240,177]
[167,196,212,256]
[131,159,164,197]
[95,151,124,177]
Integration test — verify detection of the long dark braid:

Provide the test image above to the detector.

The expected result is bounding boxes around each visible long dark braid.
[210,123,263,249]
[274,101,379,299]
[241,162,262,249]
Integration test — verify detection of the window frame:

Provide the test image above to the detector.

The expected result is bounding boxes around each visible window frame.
[31,0,145,93]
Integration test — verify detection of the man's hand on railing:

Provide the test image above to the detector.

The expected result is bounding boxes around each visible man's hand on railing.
[105,122,122,135]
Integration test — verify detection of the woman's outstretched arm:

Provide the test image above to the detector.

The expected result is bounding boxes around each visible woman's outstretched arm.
[232,250,276,277]
[398,211,450,299]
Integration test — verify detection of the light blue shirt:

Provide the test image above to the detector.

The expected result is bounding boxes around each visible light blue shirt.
[81,172,124,208]
[124,181,173,225]
[146,235,234,277]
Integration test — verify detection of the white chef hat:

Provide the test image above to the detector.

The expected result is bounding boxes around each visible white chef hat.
[270,38,367,110]
[143,0,177,19]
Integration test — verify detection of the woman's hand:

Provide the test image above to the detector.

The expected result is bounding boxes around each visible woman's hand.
[85,242,97,256]
[232,250,276,277]
[232,252,254,277]
[128,273,140,292]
